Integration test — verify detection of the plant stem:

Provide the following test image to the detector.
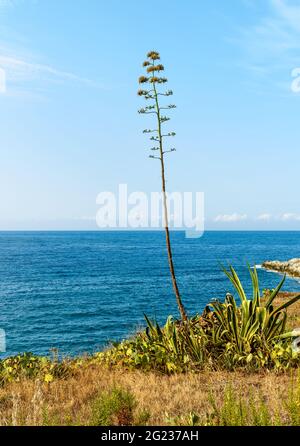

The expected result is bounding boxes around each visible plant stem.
[152,75,188,322]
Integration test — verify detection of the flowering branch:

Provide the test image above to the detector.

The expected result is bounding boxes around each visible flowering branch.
[137,50,188,322]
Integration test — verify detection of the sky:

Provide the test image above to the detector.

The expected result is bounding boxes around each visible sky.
[0,0,300,231]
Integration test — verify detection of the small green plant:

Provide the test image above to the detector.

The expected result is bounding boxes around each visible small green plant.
[208,384,247,426]
[165,411,200,426]
[90,387,136,426]
[135,409,151,426]
[248,394,272,426]
[187,412,200,426]
[0,352,77,385]
[284,373,300,425]
[207,385,277,426]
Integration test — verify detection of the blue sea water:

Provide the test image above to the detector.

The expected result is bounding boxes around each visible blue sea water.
[0,230,300,358]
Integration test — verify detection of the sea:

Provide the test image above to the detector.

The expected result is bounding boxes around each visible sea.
[0,230,300,357]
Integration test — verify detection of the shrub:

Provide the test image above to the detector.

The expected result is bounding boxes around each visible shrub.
[208,384,247,426]
[90,387,136,426]
[207,385,274,426]
[207,375,300,426]
[0,352,74,385]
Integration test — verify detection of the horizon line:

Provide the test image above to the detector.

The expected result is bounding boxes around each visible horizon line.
[0,229,300,233]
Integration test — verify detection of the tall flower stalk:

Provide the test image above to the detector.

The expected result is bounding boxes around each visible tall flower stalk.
[138,51,188,321]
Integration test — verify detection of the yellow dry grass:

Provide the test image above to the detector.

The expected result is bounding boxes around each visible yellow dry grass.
[0,364,298,426]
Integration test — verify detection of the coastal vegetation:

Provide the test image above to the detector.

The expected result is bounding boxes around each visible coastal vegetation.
[1,266,300,425]
[1,359,300,426]
[98,266,300,373]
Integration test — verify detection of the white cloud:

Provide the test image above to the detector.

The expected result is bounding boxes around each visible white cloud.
[0,0,20,13]
[214,213,248,223]
[272,0,300,32]
[0,53,101,90]
[0,67,5,93]
[0,0,12,8]
[236,0,300,92]
[256,213,272,221]
[0,1,104,97]
[280,213,300,221]
[0,46,104,97]
[248,0,300,53]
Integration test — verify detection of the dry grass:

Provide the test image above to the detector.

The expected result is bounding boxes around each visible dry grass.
[1,291,300,426]
[0,363,299,426]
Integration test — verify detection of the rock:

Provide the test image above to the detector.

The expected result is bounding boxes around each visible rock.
[262,258,300,278]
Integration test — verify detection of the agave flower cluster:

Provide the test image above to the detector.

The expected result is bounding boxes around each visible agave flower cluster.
[138,51,177,160]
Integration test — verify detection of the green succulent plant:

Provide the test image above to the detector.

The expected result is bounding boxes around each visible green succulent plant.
[98,265,300,372]
[198,265,300,365]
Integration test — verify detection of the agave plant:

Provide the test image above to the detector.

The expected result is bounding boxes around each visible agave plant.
[124,314,208,372]
[202,265,300,357]
[98,265,300,372]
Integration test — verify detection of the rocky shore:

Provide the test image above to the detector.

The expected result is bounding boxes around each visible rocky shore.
[262,258,300,278]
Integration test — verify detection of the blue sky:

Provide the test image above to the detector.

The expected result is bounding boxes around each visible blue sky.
[0,0,300,230]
